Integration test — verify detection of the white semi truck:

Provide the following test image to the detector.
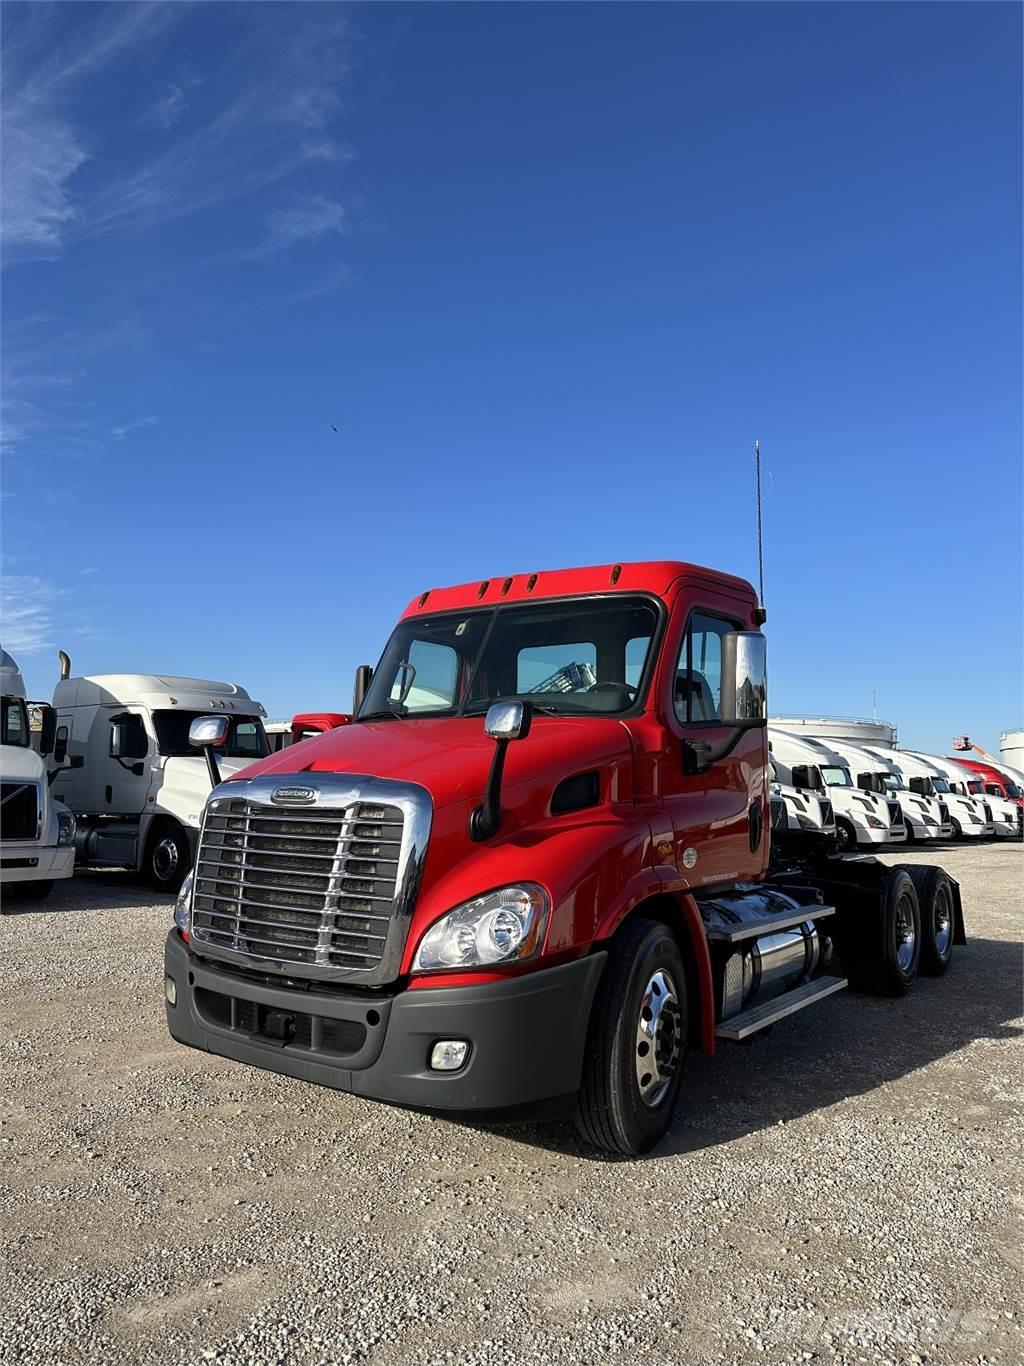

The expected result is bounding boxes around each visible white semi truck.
[1,647,76,902]
[903,751,1017,840]
[818,739,953,843]
[48,656,269,891]
[768,728,906,851]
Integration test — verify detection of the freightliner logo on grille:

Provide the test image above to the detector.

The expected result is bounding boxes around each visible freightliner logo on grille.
[271,786,317,805]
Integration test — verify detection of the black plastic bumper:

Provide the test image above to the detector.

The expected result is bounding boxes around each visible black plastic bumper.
[164,931,607,1113]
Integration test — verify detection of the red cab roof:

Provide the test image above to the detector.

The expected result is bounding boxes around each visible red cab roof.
[400,560,756,618]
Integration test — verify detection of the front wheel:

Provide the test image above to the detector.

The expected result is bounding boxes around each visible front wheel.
[575,918,687,1156]
[7,879,55,903]
[144,822,191,893]
[950,817,963,840]
[835,818,857,852]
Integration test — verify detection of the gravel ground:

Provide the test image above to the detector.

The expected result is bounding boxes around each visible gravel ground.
[1,843,1021,1365]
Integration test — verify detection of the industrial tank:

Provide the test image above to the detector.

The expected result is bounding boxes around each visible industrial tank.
[768,716,898,749]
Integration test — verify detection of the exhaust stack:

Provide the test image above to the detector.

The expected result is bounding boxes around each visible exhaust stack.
[58,650,71,680]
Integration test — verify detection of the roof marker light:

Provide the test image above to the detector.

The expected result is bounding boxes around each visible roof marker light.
[610,564,622,585]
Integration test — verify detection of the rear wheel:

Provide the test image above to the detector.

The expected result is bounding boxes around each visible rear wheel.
[896,864,955,976]
[575,918,687,1156]
[848,869,921,996]
[144,822,190,893]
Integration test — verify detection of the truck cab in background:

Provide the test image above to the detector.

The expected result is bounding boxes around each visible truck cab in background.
[1,648,75,902]
[263,712,352,754]
[946,756,1024,829]
[48,660,269,891]
[914,752,1018,840]
[768,728,906,851]
[768,756,837,854]
[829,741,953,843]
[897,751,999,839]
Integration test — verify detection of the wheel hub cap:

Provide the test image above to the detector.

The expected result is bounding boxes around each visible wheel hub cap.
[933,886,952,956]
[154,838,180,880]
[635,968,681,1108]
[895,893,916,972]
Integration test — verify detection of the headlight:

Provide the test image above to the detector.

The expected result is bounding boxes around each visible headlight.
[413,884,550,972]
[174,869,194,934]
[866,815,885,829]
[56,810,76,847]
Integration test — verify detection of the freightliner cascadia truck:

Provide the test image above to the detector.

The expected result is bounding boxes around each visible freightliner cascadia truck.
[165,561,964,1155]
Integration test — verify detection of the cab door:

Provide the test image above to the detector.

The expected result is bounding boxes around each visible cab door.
[661,606,767,888]
[105,710,150,814]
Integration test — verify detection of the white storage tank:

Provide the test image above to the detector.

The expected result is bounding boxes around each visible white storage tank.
[768,715,898,749]
[1001,730,1024,769]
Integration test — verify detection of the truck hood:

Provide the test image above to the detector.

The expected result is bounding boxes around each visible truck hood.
[154,754,268,827]
[0,743,46,784]
[226,715,634,812]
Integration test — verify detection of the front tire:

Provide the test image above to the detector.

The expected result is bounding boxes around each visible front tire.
[144,822,190,893]
[950,817,963,840]
[6,879,55,903]
[835,818,857,852]
[575,918,687,1156]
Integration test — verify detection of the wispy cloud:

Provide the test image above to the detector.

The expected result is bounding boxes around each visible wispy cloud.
[268,195,349,248]
[0,574,61,654]
[110,415,159,440]
[1,3,175,259]
[1,7,353,259]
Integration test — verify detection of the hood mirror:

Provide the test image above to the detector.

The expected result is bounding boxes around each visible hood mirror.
[472,700,534,841]
[189,714,230,789]
[484,700,533,743]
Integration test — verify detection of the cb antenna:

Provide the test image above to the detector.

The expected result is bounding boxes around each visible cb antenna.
[754,439,766,621]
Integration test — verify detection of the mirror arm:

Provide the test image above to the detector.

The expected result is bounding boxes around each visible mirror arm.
[683,725,752,776]
[203,749,222,790]
[470,739,510,842]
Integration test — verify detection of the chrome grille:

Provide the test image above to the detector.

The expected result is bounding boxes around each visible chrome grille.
[939,802,950,826]
[818,798,834,827]
[187,774,431,985]
[887,800,902,826]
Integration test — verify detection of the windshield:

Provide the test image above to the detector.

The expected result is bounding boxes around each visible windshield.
[358,596,661,720]
[820,766,852,788]
[152,710,269,759]
[1,696,30,747]
[966,778,984,795]
[929,777,951,793]
[1005,780,1023,799]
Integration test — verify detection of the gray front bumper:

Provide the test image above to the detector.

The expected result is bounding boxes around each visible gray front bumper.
[164,931,607,1113]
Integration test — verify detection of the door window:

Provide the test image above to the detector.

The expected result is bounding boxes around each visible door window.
[673,612,732,724]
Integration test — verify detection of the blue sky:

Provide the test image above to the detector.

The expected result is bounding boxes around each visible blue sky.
[2,2,1020,753]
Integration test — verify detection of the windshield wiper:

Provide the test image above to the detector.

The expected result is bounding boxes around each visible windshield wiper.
[357,710,406,722]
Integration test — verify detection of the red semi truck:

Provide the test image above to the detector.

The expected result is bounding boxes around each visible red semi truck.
[165,561,964,1154]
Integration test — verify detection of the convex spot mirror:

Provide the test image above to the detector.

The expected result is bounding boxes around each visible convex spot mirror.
[484,700,533,743]
[189,715,230,749]
[720,632,767,727]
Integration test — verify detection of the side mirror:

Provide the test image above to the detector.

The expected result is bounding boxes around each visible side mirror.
[189,715,230,749]
[190,714,230,790]
[719,632,767,727]
[683,632,766,776]
[484,700,533,743]
[38,706,57,757]
[353,664,373,714]
[471,701,534,841]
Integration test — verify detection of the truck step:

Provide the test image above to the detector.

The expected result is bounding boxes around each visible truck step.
[716,975,848,1041]
[704,903,835,944]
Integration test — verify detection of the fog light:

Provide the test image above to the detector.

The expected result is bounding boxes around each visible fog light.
[430,1039,469,1071]
[164,975,177,1006]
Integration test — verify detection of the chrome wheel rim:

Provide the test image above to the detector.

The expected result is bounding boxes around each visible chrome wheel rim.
[153,837,180,881]
[933,885,952,957]
[635,968,681,1108]
[895,893,916,972]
